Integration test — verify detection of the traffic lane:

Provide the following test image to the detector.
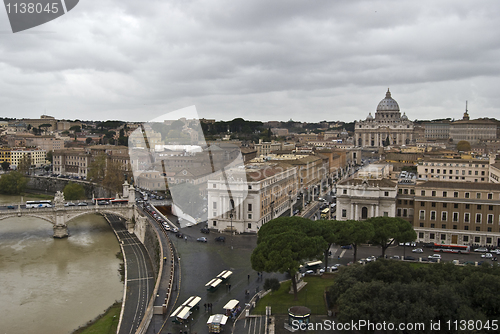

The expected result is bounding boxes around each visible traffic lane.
[105,214,155,334]
[335,244,497,264]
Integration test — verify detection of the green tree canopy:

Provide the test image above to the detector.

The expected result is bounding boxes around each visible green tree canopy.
[457,140,471,152]
[251,217,327,299]
[347,220,375,262]
[368,216,416,257]
[1,161,10,171]
[0,171,27,195]
[63,182,85,200]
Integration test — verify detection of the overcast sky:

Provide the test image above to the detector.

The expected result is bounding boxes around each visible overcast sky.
[1,0,500,123]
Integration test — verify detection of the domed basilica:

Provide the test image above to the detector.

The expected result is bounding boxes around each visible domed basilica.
[354,89,414,147]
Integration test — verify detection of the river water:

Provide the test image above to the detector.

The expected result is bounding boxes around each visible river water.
[0,194,123,334]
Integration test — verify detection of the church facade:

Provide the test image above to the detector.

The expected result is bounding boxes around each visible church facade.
[354,89,414,147]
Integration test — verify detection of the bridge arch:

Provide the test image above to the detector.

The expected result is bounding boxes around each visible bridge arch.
[0,213,55,225]
[65,210,129,225]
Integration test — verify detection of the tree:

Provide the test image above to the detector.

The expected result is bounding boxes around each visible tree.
[457,140,471,152]
[46,150,53,163]
[0,171,27,195]
[87,153,107,182]
[70,125,81,132]
[17,155,32,175]
[86,137,92,144]
[263,278,281,292]
[251,217,327,300]
[63,182,85,200]
[102,160,125,194]
[1,161,10,171]
[317,220,337,270]
[347,220,375,262]
[368,217,416,257]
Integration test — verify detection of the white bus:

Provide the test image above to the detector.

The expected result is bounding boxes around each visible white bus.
[26,200,52,208]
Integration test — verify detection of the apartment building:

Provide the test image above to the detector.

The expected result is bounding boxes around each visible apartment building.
[207,163,298,234]
[417,158,489,182]
[8,148,46,168]
[52,148,90,177]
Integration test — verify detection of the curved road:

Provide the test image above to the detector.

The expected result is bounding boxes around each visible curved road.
[104,213,155,334]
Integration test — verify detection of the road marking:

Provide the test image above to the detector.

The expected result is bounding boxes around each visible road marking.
[127,277,155,282]
[339,249,346,258]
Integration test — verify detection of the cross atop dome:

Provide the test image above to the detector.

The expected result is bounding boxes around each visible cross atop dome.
[386,88,391,98]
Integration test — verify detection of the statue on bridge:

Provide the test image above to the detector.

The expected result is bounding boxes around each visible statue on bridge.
[54,191,65,207]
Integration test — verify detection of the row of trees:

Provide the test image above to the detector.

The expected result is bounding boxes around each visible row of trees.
[87,153,128,194]
[0,172,27,195]
[327,260,500,333]
[251,216,416,299]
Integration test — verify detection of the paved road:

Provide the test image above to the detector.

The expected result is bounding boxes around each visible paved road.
[104,213,155,334]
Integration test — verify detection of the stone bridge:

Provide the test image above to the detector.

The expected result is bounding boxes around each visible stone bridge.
[0,181,137,238]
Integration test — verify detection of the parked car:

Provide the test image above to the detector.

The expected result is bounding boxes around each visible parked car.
[474,247,489,252]
[404,256,416,261]
[175,232,183,238]
[197,237,207,243]
[77,202,88,206]
[366,256,376,262]
[341,245,352,249]
[200,227,210,234]
[7,205,15,209]
[215,236,226,242]
[428,254,441,259]
[412,248,423,253]
[64,202,76,207]
[391,255,400,260]
[481,253,493,258]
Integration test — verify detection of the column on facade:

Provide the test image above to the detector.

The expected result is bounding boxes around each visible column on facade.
[350,203,354,219]
[375,205,379,217]
[362,133,366,147]
[354,133,359,147]
[396,133,400,145]
[371,205,375,218]
[354,204,358,221]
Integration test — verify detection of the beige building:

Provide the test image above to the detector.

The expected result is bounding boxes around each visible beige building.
[397,181,500,247]
[53,148,90,177]
[207,163,298,233]
[10,148,47,168]
[417,158,489,182]
[449,111,497,144]
[355,89,414,147]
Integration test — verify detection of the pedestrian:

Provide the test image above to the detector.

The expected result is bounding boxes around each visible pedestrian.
[247,274,250,281]
[204,303,207,311]
[164,257,166,263]
[229,284,231,291]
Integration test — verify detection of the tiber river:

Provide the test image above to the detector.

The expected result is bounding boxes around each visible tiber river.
[0,194,123,334]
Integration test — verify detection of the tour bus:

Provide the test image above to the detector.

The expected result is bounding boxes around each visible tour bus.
[92,197,115,205]
[110,199,128,205]
[26,200,52,208]
[321,208,330,219]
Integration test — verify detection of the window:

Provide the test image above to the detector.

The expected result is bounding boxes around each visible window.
[343,189,347,194]
[432,191,436,197]
[419,223,424,227]
[453,212,458,222]
[443,191,447,197]
[421,190,425,196]
[442,203,447,208]
[421,202,425,207]
[404,200,408,205]
[454,192,458,198]
[437,169,440,174]
[453,225,457,229]
[430,223,435,228]
[476,213,482,223]
[403,209,408,217]
[463,236,469,242]
[475,236,480,243]
[441,234,446,240]
[476,193,481,199]
[213,184,217,188]
[213,221,217,226]
[488,214,493,224]
[464,213,470,223]
[465,204,470,209]
[431,211,436,220]
[432,202,436,207]
[441,212,447,221]
[410,189,415,195]
[248,185,252,189]
[383,212,389,217]
[430,233,435,239]
[248,223,252,229]
[419,210,425,220]
[488,193,493,199]
[398,200,402,205]
[342,209,347,218]
[465,192,470,198]
[464,225,469,230]
[489,205,493,211]
[248,214,252,219]
[384,191,389,196]
[248,203,252,211]
[477,205,482,210]
[454,203,458,209]
[213,202,217,209]
[419,232,424,238]
[476,226,481,231]
[487,236,492,243]
[397,208,402,217]
[403,189,408,195]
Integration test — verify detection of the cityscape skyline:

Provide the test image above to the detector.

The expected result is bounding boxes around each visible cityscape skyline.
[1,1,500,122]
